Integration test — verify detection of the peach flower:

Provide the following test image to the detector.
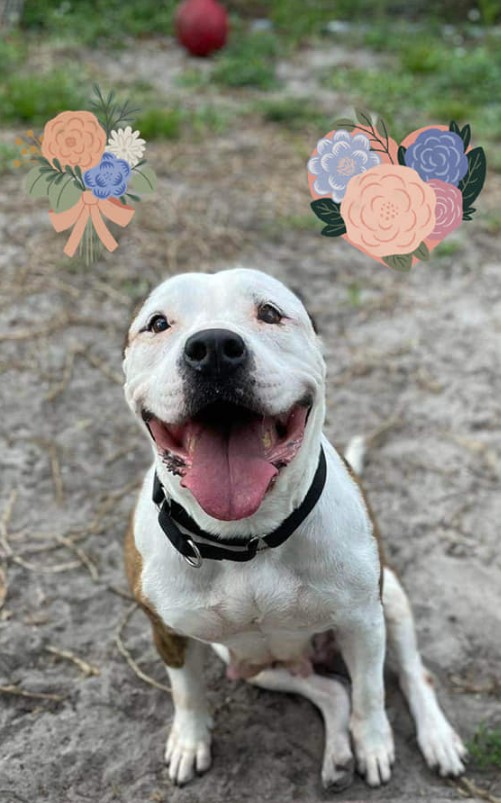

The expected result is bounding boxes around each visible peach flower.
[41,111,106,170]
[341,164,436,257]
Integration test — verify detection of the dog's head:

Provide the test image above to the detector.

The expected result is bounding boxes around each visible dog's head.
[124,268,325,526]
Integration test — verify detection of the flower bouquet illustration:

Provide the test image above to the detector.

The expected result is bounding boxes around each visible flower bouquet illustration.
[307,110,486,270]
[21,86,157,264]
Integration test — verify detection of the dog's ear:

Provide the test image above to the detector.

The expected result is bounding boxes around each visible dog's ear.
[289,286,319,334]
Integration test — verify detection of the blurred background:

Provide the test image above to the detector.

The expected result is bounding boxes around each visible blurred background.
[0,3,500,802]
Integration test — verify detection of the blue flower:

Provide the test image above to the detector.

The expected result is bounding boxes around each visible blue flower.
[404,129,468,186]
[83,151,131,199]
[308,130,381,202]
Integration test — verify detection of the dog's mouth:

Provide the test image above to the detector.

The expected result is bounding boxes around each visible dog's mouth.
[142,399,311,521]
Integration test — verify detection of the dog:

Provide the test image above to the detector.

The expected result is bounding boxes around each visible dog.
[123,267,466,789]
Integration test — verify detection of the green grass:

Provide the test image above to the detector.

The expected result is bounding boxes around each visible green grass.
[0,142,19,174]
[480,212,501,234]
[0,35,26,73]
[175,69,211,90]
[21,0,176,45]
[433,240,463,258]
[16,0,501,50]
[136,103,234,140]
[346,282,363,307]
[468,725,501,769]
[0,69,86,125]
[321,29,501,147]
[212,30,280,90]
[134,108,183,140]
[256,97,332,131]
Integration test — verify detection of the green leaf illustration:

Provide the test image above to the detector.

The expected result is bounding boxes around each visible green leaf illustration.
[382,253,413,272]
[397,145,407,166]
[25,166,51,198]
[412,241,430,261]
[355,107,373,127]
[321,221,347,237]
[129,165,157,193]
[332,118,356,130]
[449,120,461,136]
[458,147,486,210]
[462,205,476,221]
[375,116,389,141]
[48,176,82,212]
[460,124,471,151]
[311,199,346,235]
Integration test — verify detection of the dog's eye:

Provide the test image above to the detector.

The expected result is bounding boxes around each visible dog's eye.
[257,303,283,325]
[147,314,170,333]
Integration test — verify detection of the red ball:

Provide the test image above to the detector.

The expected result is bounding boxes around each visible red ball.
[175,0,228,57]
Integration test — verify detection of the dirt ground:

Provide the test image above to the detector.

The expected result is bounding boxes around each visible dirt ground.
[0,37,500,803]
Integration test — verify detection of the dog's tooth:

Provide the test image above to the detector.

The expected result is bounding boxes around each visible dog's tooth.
[262,430,272,449]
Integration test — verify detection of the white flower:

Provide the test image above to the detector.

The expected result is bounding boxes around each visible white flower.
[106,126,146,167]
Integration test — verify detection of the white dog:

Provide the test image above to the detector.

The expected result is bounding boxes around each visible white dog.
[123,267,465,790]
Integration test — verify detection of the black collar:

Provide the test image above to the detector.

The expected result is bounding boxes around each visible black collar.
[153,446,327,567]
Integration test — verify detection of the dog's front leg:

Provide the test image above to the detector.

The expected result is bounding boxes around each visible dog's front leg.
[337,603,394,787]
[164,639,213,786]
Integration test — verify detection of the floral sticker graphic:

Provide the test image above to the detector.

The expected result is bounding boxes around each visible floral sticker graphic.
[307,110,487,271]
[20,87,157,265]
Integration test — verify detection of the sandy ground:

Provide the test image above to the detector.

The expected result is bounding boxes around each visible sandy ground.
[0,37,500,803]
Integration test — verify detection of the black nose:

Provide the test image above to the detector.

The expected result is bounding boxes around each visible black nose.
[184,328,247,379]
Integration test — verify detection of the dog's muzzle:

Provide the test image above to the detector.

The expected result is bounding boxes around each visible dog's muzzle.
[143,328,313,522]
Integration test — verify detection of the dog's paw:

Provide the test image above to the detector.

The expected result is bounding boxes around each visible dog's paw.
[418,719,466,777]
[165,709,213,786]
[321,746,355,792]
[351,712,395,787]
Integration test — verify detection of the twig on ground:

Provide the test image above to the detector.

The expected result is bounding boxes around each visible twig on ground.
[105,444,140,465]
[450,776,501,803]
[95,479,142,520]
[0,312,70,342]
[366,412,404,449]
[13,556,81,574]
[0,684,65,702]
[81,350,123,385]
[107,584,134,602]
[115,603,171,694]
[0,565,7,611]
[450,673,501,696]
[0,494,14,611]
[31,438,65,505]
[45,347,77,402]
[446,433,500,480]
[45,646,101,678]
[91,278,131,306]
[53,535,99,581]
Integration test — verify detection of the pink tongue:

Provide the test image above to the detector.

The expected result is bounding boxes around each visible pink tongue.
[181,418,278,521]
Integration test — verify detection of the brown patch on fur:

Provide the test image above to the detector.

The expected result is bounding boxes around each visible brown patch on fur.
[124,511,187,668]
[122,296,150,354]
[341,452,385,596]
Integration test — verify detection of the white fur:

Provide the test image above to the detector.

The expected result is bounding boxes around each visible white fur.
[124,267,465,788]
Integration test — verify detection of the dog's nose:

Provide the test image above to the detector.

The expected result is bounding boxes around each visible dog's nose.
[184,328,247,378]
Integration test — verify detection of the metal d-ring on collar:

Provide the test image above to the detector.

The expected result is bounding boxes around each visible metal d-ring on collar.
[152,446,327,568]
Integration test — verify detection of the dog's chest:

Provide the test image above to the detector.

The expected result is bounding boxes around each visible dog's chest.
[142,557,336,645]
